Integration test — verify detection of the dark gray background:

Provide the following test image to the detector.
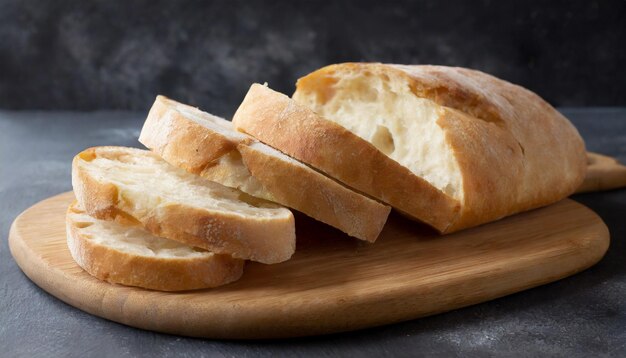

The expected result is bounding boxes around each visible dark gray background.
[0,0,625,116]
[1,1,625,356]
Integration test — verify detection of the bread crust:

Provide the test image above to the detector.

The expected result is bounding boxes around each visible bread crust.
[233,84,461,232]
[139,96,391,242]
[66,202,244,291]
[72,146,296,264]
[139,96,242,173]
[235,62,586,233]
[237,144,390,241]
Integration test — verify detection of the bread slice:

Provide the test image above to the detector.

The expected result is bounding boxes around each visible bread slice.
[71,146,295,264]
[139,96,391,242]
[233,64,586,233]
[66,201,244,291]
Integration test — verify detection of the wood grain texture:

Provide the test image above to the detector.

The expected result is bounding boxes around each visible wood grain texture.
[577,152,626,193]
[9,192,609,339]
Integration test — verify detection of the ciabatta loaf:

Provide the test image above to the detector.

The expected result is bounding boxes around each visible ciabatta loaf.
[233,64,586,233]
[139,96,391,242]
[66,202,244,291]
[72,146,295,264]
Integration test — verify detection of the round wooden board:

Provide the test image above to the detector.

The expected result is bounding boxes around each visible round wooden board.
[9,192,609,339]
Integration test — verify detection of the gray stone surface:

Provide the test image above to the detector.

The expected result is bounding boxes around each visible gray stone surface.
[0,109,625,357]
[0,1,625,113]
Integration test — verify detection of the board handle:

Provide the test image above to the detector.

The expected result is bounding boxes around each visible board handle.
[576,152,626,193]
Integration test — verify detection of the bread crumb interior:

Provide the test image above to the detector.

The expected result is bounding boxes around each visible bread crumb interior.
[294,72,463,199]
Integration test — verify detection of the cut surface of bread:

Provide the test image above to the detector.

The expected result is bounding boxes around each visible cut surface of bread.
[297,73,462,197]
[72,146,295,264]
[233,64,586,233]
[139,96,391,242]
[66,201,244,291]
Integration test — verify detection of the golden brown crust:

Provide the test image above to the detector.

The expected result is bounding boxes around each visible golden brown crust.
[436,107,528,230]
[577,152,626,193]
[71,146,296,264]
[66,202,244,291]
[140,96,391,242]
[71,148,121,219]
[139,96,244,173]
[233,84,461,232]
[237,144,390,242]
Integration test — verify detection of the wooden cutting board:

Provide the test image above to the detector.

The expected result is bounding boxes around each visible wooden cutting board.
[577,152,626,193]
[8,191,609,339]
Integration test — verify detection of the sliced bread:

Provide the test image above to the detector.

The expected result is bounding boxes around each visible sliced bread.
[66,201,244,291]
[71,146,295,264]
[233,64,586,233]
[139,96,391,242]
